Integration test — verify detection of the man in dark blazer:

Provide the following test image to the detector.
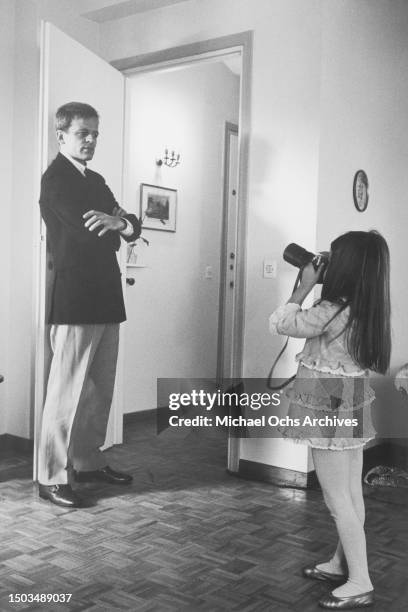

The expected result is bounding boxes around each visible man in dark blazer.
[38,102,140,508]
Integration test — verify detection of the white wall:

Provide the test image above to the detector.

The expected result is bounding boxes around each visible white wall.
[123,61,239,413]
[4,0,100,437]
[30,0,100,53]
[318,0,408,371]
[100,0,322,470]
[0,0,15,435]
[317,0,408,446]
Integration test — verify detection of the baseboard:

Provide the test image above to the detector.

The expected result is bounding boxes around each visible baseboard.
[122,413,398,487]
[0,413,155,457]
[0,434,33,454]
[236,459,319,489]
[123,409,157,426]
[236,442,393,490]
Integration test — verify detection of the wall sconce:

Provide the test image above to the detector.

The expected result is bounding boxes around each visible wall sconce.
[156,148,181,168]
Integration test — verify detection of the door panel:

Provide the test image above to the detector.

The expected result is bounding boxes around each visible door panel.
[34,22,125,478]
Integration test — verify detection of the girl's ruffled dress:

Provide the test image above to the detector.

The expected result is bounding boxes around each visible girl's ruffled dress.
[269,301,376,450]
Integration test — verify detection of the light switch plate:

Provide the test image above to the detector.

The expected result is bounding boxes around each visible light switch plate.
[263,259,277,278]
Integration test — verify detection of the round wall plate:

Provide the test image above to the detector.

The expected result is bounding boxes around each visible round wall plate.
[353,170,369,212]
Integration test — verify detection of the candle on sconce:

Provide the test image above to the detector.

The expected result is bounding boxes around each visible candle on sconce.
[156,147,181,167]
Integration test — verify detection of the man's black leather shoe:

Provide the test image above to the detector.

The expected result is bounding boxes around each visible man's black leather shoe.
[74,466,133,485]
[39,484,82,508]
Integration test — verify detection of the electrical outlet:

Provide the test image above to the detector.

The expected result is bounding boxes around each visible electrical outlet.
[205,266,213,279]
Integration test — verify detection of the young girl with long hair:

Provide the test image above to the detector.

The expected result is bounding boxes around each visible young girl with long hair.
[269,230,391,610]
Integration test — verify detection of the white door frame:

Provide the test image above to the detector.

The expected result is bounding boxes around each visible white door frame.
[113,32,253,473]
[217,121,239,383]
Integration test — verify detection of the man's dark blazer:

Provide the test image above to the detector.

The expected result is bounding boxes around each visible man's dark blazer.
[39,153,141,324]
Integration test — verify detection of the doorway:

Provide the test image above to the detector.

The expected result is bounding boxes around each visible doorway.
[114,35,252,472]
[121,59,240,416]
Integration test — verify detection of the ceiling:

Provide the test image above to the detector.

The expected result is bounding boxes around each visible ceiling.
[59,0,241,75]
[71,0,191,23]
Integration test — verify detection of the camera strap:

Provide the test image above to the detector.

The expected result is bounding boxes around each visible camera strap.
[266,337,296,390]
[266,270,301,391]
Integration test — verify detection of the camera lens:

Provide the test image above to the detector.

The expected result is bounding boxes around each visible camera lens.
[283,243,314,269]
[283,243,329,284]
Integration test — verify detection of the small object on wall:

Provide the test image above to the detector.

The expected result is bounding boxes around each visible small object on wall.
[204,266,213,279]
[156,148,181,168]
[353,169,369,212]
[263,259,277,279]
[140,183,177,232]
[126,236,149,268]
[395,363,408,397]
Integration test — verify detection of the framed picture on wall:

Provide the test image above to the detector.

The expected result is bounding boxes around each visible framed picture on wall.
[140,183,177,232]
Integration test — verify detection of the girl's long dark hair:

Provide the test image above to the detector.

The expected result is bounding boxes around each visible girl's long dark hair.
[321,230,391,374]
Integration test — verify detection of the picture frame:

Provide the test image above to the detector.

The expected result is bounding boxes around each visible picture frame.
[140,183,177,232]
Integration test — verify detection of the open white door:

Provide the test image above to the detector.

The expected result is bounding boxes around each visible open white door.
[34,22,126,479]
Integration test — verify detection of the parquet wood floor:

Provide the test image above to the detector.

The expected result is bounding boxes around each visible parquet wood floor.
[0,415,407,611]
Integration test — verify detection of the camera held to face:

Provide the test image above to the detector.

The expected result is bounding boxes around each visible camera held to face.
[283,243,329,284]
